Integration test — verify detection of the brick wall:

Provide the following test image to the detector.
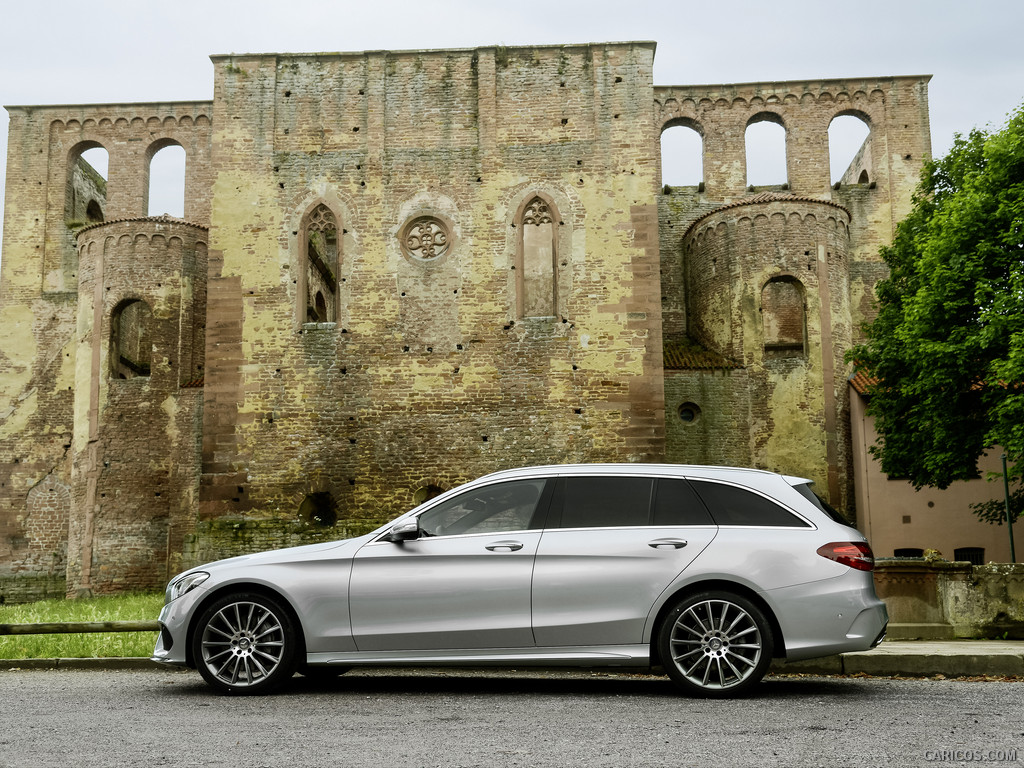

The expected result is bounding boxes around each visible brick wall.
[0,45,933,597]
[197,43,665,537]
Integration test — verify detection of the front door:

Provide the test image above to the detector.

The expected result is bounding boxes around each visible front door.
[349,478,549,651]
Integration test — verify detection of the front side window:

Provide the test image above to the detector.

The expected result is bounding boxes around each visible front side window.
[417,479,547,537]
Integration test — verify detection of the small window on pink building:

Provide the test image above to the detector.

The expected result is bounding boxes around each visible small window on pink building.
[954,547,984,565]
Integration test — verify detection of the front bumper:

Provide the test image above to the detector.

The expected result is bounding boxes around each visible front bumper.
[149,586,208,667]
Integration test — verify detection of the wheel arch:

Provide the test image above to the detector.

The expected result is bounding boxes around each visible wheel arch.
[184,582,308,669]
[648,579,786,664]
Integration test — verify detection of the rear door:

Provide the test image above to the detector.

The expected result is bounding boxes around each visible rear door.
[531,475,717,647]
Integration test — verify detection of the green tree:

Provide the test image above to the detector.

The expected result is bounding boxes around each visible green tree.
[848,103,1024,524]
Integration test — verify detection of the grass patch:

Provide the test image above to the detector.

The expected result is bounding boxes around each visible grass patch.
[0,592,163,659]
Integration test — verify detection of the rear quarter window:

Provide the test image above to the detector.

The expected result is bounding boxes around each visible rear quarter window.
[689,480,811,527]
[792,483,851,524]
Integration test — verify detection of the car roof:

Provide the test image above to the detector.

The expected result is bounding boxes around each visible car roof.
[473,463,810,486]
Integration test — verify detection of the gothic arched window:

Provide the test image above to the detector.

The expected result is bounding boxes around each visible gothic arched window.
[304,204,338,323]
[517,196,557,318]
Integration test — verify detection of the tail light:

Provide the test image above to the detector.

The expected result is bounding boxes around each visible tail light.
[817,541,875,571]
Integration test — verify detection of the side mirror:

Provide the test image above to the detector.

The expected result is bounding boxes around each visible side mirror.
[384,519,420,543]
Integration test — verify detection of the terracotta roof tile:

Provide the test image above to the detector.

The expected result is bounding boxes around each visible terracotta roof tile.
[849,369,879,395]
[683,192,850,239]
[76,214,208,235]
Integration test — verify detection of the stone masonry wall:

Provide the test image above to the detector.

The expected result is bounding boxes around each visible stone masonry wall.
[1,101,213,600]
[196,43,665,545]
[0,45,934,596]
[66,220,207,594]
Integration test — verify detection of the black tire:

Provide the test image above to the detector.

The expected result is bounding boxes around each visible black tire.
[657,590,774,697]
[192,592,299,695]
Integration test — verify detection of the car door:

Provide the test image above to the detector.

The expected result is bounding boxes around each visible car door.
[349,478,549,652]
[531,475,718,647]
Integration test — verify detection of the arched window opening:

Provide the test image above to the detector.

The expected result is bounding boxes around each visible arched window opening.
[304,204,338,323]
[299,492,337,528]
[661,123,703,188]
[762,276,805,357]
[518,196,557,318]
[86,199,104,223]
[829,114,871,185]
[111,299,153,379]
[745,115,787,188]
[66,145,108,225]
[414,484,446,505]
[148,143,186,217]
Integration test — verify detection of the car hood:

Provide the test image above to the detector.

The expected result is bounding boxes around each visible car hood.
[194,536,366,575]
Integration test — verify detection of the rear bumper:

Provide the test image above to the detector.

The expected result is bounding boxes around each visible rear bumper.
[764,570,889,662]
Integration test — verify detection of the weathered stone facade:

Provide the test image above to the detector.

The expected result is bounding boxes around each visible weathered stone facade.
[0,43,931,600]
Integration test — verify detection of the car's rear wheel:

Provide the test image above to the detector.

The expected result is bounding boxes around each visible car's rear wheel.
[193,592,299,695]
[658,591,773,697]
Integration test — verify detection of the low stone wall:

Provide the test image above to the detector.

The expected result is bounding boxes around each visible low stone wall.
[0,573,67,604]
[874,560,1024,639]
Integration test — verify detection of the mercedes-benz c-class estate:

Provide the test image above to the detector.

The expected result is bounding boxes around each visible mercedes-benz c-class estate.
[152,464,887,697]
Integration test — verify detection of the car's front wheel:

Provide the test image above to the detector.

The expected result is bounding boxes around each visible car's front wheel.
[192,592,299,695]
[657,591,773,697]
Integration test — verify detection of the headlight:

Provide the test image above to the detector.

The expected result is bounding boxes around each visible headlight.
[169,571,210,601]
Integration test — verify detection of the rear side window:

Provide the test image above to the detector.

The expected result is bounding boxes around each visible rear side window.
[652,479,714,526]
[689,480,811,527]
[559,477,653,528]
[552,476,714,528]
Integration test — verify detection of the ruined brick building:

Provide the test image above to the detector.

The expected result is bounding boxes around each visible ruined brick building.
[0,43,931,599]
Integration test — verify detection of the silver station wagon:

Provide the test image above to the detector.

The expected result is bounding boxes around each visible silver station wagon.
[152,464,887,697]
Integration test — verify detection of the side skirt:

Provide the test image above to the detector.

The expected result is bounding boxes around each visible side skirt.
[304,644,651,668]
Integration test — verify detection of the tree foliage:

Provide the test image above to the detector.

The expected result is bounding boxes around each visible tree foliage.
[848,104,1024,523]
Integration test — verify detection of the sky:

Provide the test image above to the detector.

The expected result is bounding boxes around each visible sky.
[1,0,1022,257]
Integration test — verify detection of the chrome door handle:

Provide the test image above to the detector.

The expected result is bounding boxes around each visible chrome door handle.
[485,540,524,552]
[648,538,688,549]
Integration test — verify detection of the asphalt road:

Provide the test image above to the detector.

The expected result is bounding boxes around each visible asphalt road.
[1,667,1022,768]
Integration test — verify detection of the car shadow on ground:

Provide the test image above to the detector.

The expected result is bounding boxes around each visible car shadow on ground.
[158,668,872,700]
